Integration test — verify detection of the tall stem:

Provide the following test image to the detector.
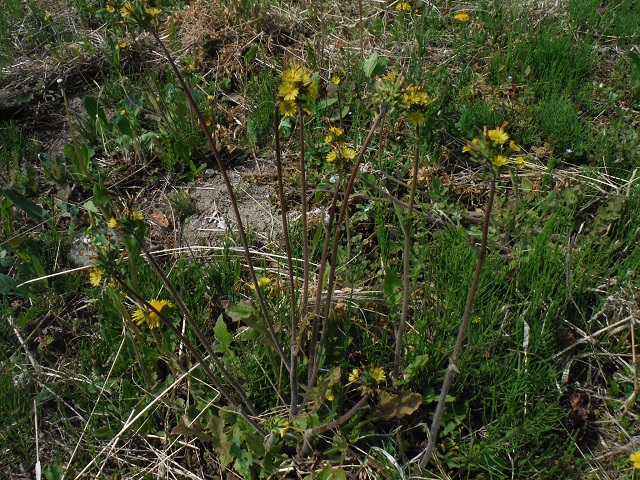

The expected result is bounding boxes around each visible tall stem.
[418,174,496,470]
[298,106,310,324]
[308,107,386,388]
[274,105,299,418]
[151,30,289,372]
[394,128,420,378]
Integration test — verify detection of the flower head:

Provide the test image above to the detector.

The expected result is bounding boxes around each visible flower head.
[454,12,470,21]
[407,110,425,126]
[89,268,103,287]
[402,84,430,107]
[120,1,133,17]
[145,7,162,17]
[396,2,411,11]
[326,150,337,163]
[279,100,298,117]
[492,154,509,167]
[106,4,115,13]
[631,451,640,469]
[487,126,509,145]
[325,389,335,401]
[371,366,386,383]
[348,368,360,382]
[108,217,118,229]
[132,299,174,329]
[278,83,299,101]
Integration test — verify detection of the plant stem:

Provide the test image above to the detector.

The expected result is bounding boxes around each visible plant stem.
[418,174,496,470]
[308,106,386,388]
[274,105,299,418]
[298,105,310,325]
[394,128,420,378]
[299,394,369,457]
[150,29,290,372]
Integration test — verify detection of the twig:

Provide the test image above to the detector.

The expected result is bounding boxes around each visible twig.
[418,174,496,470]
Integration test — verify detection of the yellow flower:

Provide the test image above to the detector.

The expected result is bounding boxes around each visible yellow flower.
[254,276,271,289]
[454,12,470,21]
[44,12,52,20]
[514,156,525,169]
[325,134,334,144]
[120,1,133,17]
[508,140,521,153]
[348,369,360,382]
[132,299,174,329]
[340,146,357,160]
[462,137,479,153]
[145,7,161,17]
[89,268,103,287]
[383,69,398,82]
[331,75,341,85]
[106,4,115,13]
[396,2,411,11]
[278,83,299,101]
[207,94,214,101]
[630,451,640,469]
[371,366,386,383]
[115,42,129,50]
[492,155,509,167]
[407,110,425,126]
[108,217,118,228]
[279,100,298,117]
[326,150,337,163]
[132,211,143,221]
[325,389,335,401]
[274,419,289,438]
[282,65,304,84]
[472,316,481,324]
[487,127,509,145]
[402,85,430,106]
[329,126,343,137]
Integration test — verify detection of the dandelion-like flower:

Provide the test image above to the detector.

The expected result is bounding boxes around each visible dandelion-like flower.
[514,156,525,169]
[144,7,161,17]
[396,2,411,11]
[250,276,271,290]
[326,150,337,163]
[106,4,115,13]
[348,368,360,382]
[279,100,298,117]
[325,389,335,401]
[108,217,118,228]
[132,211,144,221]
[120,1,133,17]
[631,451,640,469]
[407,110,425,126]
[487,126,509,145]
[132,299,174,329]
[371,366,386,383]
[454,12,470,21]
[278,83,299,101]
[89,268,103,287]
[492,155,509,167]
[402,84,430,107]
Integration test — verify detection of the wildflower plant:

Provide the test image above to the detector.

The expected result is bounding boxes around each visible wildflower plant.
[462,122,523,175]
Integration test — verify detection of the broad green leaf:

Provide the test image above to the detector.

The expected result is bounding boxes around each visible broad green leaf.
[374,391,423,420]
[244,45,258,63]
[361,52,387,78]
[214,314,233,352]
[382,268,402,308]
[0,189,51,220]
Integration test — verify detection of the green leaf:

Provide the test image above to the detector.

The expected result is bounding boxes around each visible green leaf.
[317,98,337,110]
[171,423,215,442]
[244,45,258,63]
[214,314,233,353]
[382,268,402,309]
[0,189,51,221]
[361,52,387,78]
[315,464,347,480]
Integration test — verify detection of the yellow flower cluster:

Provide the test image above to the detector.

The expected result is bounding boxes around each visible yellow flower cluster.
[324,126,357,163]
[105,1,162,19]
[396,2,411,11]
[630,451,640,469]
[277,64,319,117]
[132,299,174,329]
[462,123,524,172]
[402,83,432,126]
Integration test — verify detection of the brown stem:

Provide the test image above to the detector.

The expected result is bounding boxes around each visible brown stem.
[298,105,310,325]
[308,176,341,386]
[274,104,299,418]
[394,129,420,378]
[150,30,290,372]
[418,174,496,470]
[308,106,386,388]
[300,394,369,457]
